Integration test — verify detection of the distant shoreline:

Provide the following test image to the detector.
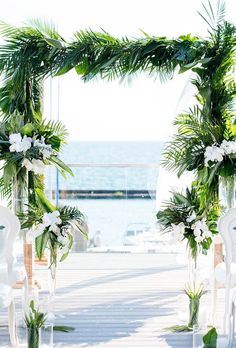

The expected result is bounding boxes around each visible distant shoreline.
[50,189,156,200]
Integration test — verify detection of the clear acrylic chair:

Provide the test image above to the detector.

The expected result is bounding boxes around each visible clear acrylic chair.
[217,207,236,347]
[0,205,26,347]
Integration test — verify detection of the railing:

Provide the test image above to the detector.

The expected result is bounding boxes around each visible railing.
[47,163,159,203]
[45,163,159,251]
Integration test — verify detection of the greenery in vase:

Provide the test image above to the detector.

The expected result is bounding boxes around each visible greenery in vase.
[168,283,206,332]
[20,189,88,267]
[156,186,218,260]
[184,283,206,329]
[25,300,46,348]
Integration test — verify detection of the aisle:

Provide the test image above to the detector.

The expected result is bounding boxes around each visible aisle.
[0,253,231,347]
[53,253,191,347]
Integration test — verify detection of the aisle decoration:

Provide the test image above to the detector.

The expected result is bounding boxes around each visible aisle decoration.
[19,189,87,299]
[157,187,218,261]
[20,190,88,268]
[25,300,46,348]
[169,283,206,332]
[0,115,72,203]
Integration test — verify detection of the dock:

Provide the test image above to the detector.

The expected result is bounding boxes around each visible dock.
[0,252,233,347]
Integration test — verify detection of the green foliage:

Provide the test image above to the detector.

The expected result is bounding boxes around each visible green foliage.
[25,300,46,329]
[162,13,236,210]
[35,231,50,260]
[0,114,71,203]
[184,283,206,300]
[52,326,75,332]
[203,327,217,348]
[156,186,218,258]
[19,195,88,266]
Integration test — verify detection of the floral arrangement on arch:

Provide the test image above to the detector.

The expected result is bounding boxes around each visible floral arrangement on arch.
[20,190,88,267]
[162,105,236,186]
[0,115,73,197]
[156,187,218,260]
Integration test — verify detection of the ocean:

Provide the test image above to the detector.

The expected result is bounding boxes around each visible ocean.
[47,141,164,248]
[59,141,164,190]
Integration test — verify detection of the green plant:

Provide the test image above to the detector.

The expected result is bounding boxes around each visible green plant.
[19,189,88,267]
[184,283,206,329]
[162,2,236,210]
[0,114,72,205]
[167,283,206,333]
[25,300,47,348]
[156,186,218,260]
[203,327,217,348]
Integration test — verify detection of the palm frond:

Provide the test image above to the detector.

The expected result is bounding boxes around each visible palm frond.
[197,0,226,30]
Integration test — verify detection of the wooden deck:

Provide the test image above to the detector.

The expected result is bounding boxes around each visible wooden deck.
[0,253,233,347]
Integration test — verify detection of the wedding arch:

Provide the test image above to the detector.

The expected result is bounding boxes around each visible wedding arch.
[0,0,235,328]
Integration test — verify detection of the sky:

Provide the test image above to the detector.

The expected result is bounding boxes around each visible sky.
[2,0,236,141]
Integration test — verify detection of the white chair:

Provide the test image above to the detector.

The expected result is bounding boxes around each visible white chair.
[217,207,236,347]
[0,205,26,347]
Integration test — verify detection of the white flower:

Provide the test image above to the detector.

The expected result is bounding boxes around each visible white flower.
[220,140,236,155]
[22,158,44,175]
[9,133,22,144]
[22,158,33,171]
[33,136,52,159]
[9,133,32,153]
[10,142,23,153]
[31,159,44,175]
[57,235,69,246]
[186,212,196,223]
[204,145,224,165]
[192,219,211,243]
[21,136,32,152]
[41,148,52,159]
[169,222,185,244]
[42,211,61,233]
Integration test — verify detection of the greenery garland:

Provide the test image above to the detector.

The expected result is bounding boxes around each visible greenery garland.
[0,1,234,255]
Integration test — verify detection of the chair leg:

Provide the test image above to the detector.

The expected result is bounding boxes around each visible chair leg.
[8,300,18,347]
[224,275,231,335]
[232,303,236,347]
[211,276,218,325]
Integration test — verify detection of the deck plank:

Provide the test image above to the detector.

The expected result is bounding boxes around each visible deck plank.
[0,253,233,347]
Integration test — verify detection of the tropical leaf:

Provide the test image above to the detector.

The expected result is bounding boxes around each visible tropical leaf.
[35,230,49,260]
[35,188,56,213]
[49,156,73,177]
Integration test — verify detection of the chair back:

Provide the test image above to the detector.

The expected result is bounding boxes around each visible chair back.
[218,208,236,267]
[0,206,20,263]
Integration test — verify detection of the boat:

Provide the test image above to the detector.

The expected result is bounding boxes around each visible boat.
[123,223,160,246]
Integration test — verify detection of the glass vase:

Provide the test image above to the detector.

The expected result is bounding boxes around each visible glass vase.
[219,175,235,212]
[188,298,200,329]
[12,172,33,287]
[27,326,41,348]
[48,251,57,299]
[188,249,198,285]
[41,325,53,348]
[193,327,204,348]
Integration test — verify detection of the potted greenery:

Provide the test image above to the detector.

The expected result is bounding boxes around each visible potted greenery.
[25,300,46,348]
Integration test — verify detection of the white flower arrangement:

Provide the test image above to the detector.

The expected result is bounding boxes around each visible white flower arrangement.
[21,158,45,175]
[204,140,236,166]
[27,211,71,255]
[170,218,211,245]
[9,133,53,175]
[192,219,211,243]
